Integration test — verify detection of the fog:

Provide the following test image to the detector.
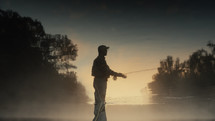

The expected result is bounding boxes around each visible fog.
[1,100,215,121]
[1,3,215,121]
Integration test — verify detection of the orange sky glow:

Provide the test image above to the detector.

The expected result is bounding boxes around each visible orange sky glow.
[72,38,198,105]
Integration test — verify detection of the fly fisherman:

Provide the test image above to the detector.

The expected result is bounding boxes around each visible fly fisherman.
[92,45,127,121]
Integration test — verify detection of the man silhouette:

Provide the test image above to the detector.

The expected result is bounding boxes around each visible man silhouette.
[92,45,127,121]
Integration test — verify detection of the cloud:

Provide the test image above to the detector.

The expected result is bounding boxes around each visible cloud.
[0,0,12,9]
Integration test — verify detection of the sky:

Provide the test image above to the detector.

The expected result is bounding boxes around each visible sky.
[1,0,215,104]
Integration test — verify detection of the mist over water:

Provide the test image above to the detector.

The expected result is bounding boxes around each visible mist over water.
[1,1,215,121]
[1,98,215,121]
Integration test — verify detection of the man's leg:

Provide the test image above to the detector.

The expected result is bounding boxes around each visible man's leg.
[93,79,107,121]
[93,90,106,121]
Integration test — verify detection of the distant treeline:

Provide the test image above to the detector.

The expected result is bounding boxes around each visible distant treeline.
[148,42,215,97]
[0,9,88,106]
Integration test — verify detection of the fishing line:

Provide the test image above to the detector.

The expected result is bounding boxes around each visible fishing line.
[125,68,157,75]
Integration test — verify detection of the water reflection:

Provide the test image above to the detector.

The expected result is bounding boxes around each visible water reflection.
[0,118,214,121]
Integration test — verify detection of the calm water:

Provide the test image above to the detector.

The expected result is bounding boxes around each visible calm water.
[0,118,215,121]
[1,100,215,121]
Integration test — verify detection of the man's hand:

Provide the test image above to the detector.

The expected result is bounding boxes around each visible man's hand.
[118,73,127,78]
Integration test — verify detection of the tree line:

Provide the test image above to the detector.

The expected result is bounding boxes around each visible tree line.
[0,9,88,107]
[148,42,215,97]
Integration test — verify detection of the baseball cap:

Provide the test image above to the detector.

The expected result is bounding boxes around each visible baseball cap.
[98,45,109,51]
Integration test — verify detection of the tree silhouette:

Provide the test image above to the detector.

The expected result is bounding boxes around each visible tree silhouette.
[0,9,88,107]
[40,34,78,73]
[149,42,215,97]
[207,41,215,55]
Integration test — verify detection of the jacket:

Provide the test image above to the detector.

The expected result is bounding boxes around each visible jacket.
[92,56,117,78]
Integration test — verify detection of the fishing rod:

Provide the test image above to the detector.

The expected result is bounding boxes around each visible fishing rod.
[113,68,157,80]
[125,68,157,75]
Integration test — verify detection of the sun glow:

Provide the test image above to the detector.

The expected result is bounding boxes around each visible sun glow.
[73,39,159,105]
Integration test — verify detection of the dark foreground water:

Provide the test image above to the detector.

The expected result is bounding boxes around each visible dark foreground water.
[0,118,215,121]
[1,102,215,121]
